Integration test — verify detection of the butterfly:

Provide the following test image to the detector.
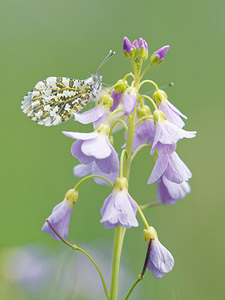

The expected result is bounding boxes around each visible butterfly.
[21,51,115,126]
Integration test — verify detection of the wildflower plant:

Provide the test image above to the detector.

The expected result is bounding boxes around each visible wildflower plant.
[24,37,196,299]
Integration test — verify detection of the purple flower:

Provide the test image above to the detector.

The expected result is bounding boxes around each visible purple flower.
[110,88,124,111]
[123,37,134,58]
[151,110,196,154]
[148,150,192,184]
[100,177,139,229]
[123,87,138,115]
[150,45,170,65]
[144,227,174,278]
[131,118,155,151]
[73,102,109,130]
[153,90,187,128]
[42,190,77,240]
[63,125,119,174]
[73,161,118,186]
[156,175,191,205]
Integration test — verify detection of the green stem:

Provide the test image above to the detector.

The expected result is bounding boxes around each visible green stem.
[46,220,109,298]
[74,174,113,190]
[109,226,126,300]
[124,276,143,300]
[140,200,162,210]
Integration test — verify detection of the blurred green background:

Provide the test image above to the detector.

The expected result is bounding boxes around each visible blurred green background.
[1,0,224,299]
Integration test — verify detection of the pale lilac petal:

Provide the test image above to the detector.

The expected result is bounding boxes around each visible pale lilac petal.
[73,163,92,177]
[156,143,177,155]
[42,199,73,240]
[158,102,185,128]
[71,140,94,164]
[110,89,123,111]
[73,106,105,124]
[93,111,110,129]
[91,161,118,186]
[62,131,98,140]
[167,100,187,119]
[151,121,196,154]
[123,94,137,115]
[100,191,138,229]
[157,176,191,205]
[164,152,192,183]
[81,136,111,159]
[147,155,169,184]
[147,240,174,278]
[95,150,119,174]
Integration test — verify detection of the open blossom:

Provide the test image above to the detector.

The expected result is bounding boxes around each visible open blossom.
[100,177,138,229]
[156,175,191,205]
[73,161,118,186]
[151,110,196,154]
[42,189,77,240]
[153,90,187,128]
[73,102,109,129]
[63,124,119,174]
[144,227,174,278]
[148,150,192,184]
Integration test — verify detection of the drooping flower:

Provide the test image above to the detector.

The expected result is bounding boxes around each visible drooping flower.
[153,89,187,128]
[148,150,192,184]
[100,177,139,229]
[42,189,78,240]
[123,86,138,115]
[73,161,118,186]
[144,226,174,278]
[110,79,127,112]
[151,110,196,154]
[73,98,110,129]
[156,175,191,205]
[63,124,119,174]
[150,45,170,65]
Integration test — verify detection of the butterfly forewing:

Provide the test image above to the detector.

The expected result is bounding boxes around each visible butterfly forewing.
[21,76,98,126]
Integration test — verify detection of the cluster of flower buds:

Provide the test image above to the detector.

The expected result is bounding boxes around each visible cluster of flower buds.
[123,37,148,61]
[42,37,196,282]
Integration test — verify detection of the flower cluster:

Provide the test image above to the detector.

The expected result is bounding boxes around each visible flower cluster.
[42,36,196,284]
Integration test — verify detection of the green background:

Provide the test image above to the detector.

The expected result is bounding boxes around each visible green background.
[1,0,224,299]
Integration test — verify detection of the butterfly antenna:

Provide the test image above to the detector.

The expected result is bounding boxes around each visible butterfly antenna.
[146,82,174,94]
[96,50,115,73]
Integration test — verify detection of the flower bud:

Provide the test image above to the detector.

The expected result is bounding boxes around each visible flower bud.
[153,110,167,123]
[138,38,148,60]
[123,36,135,59]
[150,45,170,65]
[123,86,138,115]
[137,104,151,118]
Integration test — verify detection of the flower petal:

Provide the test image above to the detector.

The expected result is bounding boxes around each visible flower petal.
[148,155,169,184]
[81,136,111,159]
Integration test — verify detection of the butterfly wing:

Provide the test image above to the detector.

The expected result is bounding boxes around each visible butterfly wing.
[21,77,91,126]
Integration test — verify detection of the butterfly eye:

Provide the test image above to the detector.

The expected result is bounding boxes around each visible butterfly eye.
[93,76,98,82]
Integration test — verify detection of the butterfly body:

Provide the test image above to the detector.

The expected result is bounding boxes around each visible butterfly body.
[21,73,102,126]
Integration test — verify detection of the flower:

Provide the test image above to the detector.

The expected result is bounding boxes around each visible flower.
[156,175,191,205]
[151,110,196,154]
[148,150,192,184]
[123,86,138,115]
[144,227,174,278]
[42,189,77,240]
[153,90,187,128]
[73,100,110,129]
[73,161,118,186]
[150,45,170,65]
[100,177,139,228]
[138,38,148,60]
[63,124,119,174]
[123,37,134,58]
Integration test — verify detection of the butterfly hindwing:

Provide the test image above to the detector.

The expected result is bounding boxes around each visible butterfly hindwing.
[21,76,94,126]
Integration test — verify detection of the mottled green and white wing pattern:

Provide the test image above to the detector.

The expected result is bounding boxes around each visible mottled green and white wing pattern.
[21,75,101,126]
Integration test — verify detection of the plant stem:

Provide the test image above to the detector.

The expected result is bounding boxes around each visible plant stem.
[109,226,126,300]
